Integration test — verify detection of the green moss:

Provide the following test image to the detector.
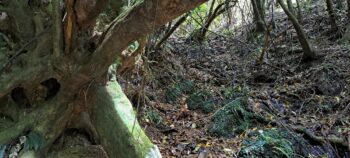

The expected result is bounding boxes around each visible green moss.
[114,56,122,67]
[0,35,10,60]
[239,128,294,158]
[92,81,158,158]
[200,100,216,114]
[238,128,332,158]
[146,110,162,125]
[128,41,140,52]
[177,80,195,94]
[165,87,182,104]
[165,80,194,104]
[0,118,13,131]
[223,85,250,100]
[186,90,215,113]
[209,98,258,137]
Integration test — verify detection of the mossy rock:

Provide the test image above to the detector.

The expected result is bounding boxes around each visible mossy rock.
[208,98,259,137]
[186,90,215,113]
[238,128,334,158]
[239,128,294,158]
[165,80,195,104]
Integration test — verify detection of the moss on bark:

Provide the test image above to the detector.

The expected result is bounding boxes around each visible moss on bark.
[90,81,161,158]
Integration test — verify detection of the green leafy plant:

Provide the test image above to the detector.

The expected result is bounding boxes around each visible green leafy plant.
[186,90,215,113]
[165,86,183,104]
[146,110,162,125]
[165,80,195,104]
[209,98,255,137]
[239,129,294,158]
[223,85,250,99]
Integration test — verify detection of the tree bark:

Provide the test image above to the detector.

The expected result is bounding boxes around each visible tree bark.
[256,0,266,18]
[0,0,207,157]
[348,0,350,20]
[80,0,208,78]
[89,81,161,158]
[192,1,236,42]
[277,0,316,61]
[296,0,302,22]
[335,0,343,10]
[286,0,295,15]
[251,0,266,33]
[340,23,350,43]
[325,0,339,32]
[155,13,189,50]
[339,0,350,43]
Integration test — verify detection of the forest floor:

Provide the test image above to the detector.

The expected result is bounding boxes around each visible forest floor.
[121,4,350,158]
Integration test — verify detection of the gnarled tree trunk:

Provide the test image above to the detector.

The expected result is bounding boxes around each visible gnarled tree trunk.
[0,0,207,157]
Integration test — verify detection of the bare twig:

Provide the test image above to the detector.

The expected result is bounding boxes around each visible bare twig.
[348,132,350,151]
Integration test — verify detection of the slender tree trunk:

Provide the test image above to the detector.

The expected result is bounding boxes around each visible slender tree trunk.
[335,0,343,10]
[270,0,277,28]
[252,0,266,33]
[197,3,225,41]
[256,0,266,18]
[277,0,316,61]
[287,0,295,15]
[326,0,339,32]
[340,23,350,43]
[208,0,217,16]
[348,0,350,20]
[191,1,236,42]
[155,14,189,50]
[341,0,350,43]
[296,0,302,22]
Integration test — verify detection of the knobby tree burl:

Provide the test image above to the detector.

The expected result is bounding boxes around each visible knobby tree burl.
[0,0,206,157]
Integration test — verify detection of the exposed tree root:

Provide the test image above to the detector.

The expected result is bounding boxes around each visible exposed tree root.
[291,125,349,148]
[89,81,161,158]
[0,92,74,156]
